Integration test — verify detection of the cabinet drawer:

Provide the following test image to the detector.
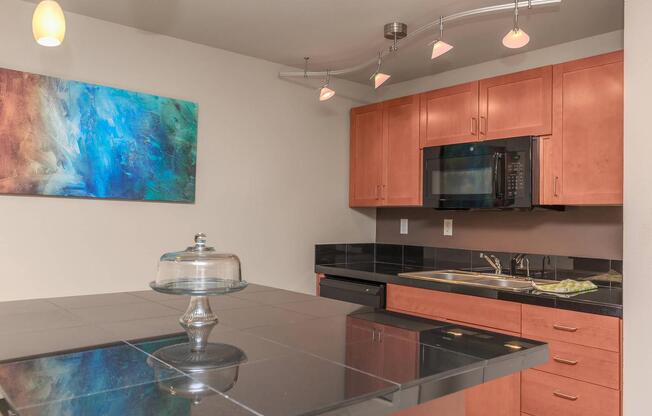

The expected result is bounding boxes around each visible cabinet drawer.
[522,304,620,352]
[534,339,620,389]
[387,284,521,333]
[522,369,619,416]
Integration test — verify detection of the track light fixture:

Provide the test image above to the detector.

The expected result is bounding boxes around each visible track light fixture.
[370,53,391,89]
[430,16,454,59]
[502,0,531,49]
[319,71,336,101]
[279,0,561,96]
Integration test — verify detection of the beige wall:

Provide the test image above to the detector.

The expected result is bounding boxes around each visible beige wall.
[623,0,650,414]
[374,30,623,101]
[0,0,376,301]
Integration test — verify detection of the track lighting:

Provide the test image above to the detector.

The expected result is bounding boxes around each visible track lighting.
[430,16,454,59]
[502,0,530,49]
[319,71,335,101]
[370,53,391,89]
[32,0,66,47]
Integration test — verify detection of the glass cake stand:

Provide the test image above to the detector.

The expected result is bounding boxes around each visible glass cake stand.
[149,233,248,370]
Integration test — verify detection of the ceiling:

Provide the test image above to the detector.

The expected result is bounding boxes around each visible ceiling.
[27,0,624,85]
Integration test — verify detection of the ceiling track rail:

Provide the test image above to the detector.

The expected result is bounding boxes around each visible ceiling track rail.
[278,0,562,79]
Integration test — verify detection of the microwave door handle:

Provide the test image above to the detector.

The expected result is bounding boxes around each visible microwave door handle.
[493,154,504,200]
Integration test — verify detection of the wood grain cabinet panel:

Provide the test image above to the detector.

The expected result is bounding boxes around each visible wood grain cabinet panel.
[384,95,422,206]
[479,67,552,140]
[349,103,384,207]
[466,374,521,416]
[522,369,620,416]
[551,51,624,205]
[420,81,479,147]
[386,284,521,333]
[349,98,421,207]
[522,304,620,352]
[533,339,620,389]
[381,324,419,384]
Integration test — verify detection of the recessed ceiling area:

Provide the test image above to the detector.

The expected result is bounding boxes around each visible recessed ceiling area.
[25,0,623,85]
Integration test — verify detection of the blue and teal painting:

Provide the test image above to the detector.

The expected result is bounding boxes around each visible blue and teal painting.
[0,67,197,202]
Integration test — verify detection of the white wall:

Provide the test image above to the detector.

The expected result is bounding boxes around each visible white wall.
[373,30,623,101]
[0,0,376,301]
[623,1,651,414]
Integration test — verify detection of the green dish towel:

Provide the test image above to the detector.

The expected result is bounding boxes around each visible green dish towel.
[532,279,598,294]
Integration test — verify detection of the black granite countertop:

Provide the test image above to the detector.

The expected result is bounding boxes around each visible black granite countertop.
[316,262,623,317]
[0,284,547,416]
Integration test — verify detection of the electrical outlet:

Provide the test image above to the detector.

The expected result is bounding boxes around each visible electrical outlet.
[443,219,453,236]
[400,219,408,235]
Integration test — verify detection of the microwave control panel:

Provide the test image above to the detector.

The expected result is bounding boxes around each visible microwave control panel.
[506,152,526,199]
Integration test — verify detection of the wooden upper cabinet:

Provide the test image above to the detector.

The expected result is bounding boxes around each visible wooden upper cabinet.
[420,81,479,147]
[551,51,624,205]
[349,103,384,207]
[384,95,422,206]
[479,66,552,140]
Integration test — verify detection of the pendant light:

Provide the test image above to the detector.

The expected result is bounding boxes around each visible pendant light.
[32,0,66,47]
[430,16,454,59]
[370,52,391,89]
[319,71,335,101]
[502,0,530,49]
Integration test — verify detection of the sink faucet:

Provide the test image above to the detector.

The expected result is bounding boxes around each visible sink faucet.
[511,253,531,278]
[480,253,502,274]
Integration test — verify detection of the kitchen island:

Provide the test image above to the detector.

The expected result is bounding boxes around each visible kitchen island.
[0,284,547,415]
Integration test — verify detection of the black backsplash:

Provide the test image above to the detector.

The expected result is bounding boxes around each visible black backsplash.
[315,243,623,288]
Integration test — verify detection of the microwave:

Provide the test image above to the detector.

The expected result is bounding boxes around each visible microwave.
[423,136,538,209]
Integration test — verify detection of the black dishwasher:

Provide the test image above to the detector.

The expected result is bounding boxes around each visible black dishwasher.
[319,276,386,308]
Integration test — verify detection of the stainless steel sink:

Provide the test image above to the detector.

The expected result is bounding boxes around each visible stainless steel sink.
[398,270,557,292]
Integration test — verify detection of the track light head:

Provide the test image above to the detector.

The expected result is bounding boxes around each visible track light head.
[431,40,454,59]
[502,0,530,49]
[370,53,391,89]
[319,71,335,101]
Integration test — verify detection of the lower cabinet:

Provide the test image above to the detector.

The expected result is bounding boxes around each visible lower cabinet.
[522,369,620,416]
[385,284,623,416]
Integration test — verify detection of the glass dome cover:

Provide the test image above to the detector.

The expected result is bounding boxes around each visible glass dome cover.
[150,233,248,296]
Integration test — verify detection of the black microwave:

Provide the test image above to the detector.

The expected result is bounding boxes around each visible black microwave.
[423,136,537,209]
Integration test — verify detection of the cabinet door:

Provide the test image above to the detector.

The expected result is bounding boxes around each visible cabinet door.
[538,135,563,205]
[345,316,384,396]
[350,103,384,207]
[552,51,623,205]
[381,324,419,383]
[420,81,479,147]
[479,66,552,140]
[383,95,422,206]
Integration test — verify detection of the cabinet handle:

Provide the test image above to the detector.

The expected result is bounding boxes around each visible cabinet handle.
[553,176,559,197]
[480,116,486,136]
[553,324,578,332]
[372,329,376,342]
[471,117,478,135]
[376,185,381,200]
[382,184,386,200]
[553,391,578,401]
[553,356,579,366]
[378,329,383,343]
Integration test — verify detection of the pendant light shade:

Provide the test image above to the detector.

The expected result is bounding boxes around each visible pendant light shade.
[431,40,454,59]
[319,86,335,101]
[430,16,453,60]
[502,0,529,49]
[373,73,391,89]
[319,70,335,101]
[502,28,530,48]
[32,0,66,47]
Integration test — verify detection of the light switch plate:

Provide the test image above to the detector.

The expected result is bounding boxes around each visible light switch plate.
[443,219,453,236]
[400,219,408,235]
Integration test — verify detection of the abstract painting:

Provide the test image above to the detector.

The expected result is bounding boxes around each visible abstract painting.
[0,67,197,202]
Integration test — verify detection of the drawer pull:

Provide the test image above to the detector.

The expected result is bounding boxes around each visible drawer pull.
[553,391,578,401]
[553,324,578,332]
[553,356,579,366]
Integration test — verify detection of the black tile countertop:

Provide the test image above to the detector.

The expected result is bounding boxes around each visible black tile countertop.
[316,262,623,317]
[0,285,547,416]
